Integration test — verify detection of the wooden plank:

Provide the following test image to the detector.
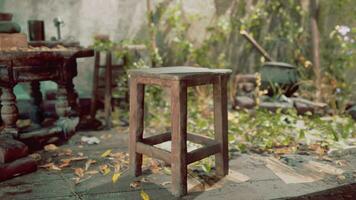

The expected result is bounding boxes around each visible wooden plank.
[0,156,37,181]
[142,132,171,145]
[170,80,188,197]
[187,133,216,146]
[187,143,220,164]
[213,75,229,177]
[135,76,173,87]
[0,138,28,164]
[129,77,145,177]
[136,142,171,164]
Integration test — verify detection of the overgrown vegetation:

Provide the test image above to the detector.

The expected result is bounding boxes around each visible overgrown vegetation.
[91,0,356,172]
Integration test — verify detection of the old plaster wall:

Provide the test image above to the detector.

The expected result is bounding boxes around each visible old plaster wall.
[0,0,218,98]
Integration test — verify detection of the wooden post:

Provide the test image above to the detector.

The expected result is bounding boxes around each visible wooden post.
[310,0,322,102]
[213,75,229,177]
[29,81,43,125]
[104,51,113,128]
[171,80,188,197]
[129,77,145,177]
[90,51,100,120]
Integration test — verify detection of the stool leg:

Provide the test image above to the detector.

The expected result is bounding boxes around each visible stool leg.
[104,51,113,129]
[213,75,229,177]
[129,78,144,177]
[171,81,187,197]
[90,51,100,121]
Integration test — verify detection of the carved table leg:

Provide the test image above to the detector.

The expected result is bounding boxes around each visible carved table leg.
[66,80,79,116]
[0,87,19,138]
[55,84,70,119]
[29,81,43,126]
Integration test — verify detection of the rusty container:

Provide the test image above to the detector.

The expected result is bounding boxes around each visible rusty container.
[28,20,45,41]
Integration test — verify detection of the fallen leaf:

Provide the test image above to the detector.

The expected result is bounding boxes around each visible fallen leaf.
[112,173,121,183]
[61,156,88,162]
[39,163,61,171]
[85,159,96,171]
[86,170,99,175]
[140,190,150,200]
[74,168,85,178]
[81,136,100,145]
[335,160,348,167]
[113,162,121,172]
[160,181,171,186]
[44,144,58,152]
[163,167,171,175]
[130,181,141,189]
[62,148,73,156]
[150,159,161,174]
[29,153,42,161]
[99,164,111,175]
[101,149,112,158]
[140,177,149,183]
[39,163,54,168]
[58,159,71,168]
[73,176,92,185]
[337,175,346,181]
[50,164,62,171]
[274,147,296,155]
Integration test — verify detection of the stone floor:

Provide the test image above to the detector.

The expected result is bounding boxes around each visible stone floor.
[0,128,355,200]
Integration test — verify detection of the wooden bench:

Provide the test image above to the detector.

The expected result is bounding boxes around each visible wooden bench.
[128,66,231,196]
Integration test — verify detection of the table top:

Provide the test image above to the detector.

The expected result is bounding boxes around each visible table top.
[0,47,94,63]
[128,66,232,80]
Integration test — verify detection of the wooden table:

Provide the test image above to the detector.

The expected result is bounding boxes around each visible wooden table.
[0,48,94,137]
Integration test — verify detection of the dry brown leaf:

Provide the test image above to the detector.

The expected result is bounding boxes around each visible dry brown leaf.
[130,181,141,189]
[150,159,161,174]
[62,148,73,156]
[58,159,71,168]
[335,160,348,167]
[74,168,85,178]
[160,181,171,186]
[29,153,42,161]
[113,162,121,172]
[66,156,88,162]
[140,177,149,183]
[99,164,111,175]
[86,170,99,175]
[274,147,296,155]
[85,159,96,171]
[309,144,327,156]
[44,144,58,152]
[50,164,62,171]
[39,163,54,168]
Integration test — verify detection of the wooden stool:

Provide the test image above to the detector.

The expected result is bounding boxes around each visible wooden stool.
[128,66,231,196]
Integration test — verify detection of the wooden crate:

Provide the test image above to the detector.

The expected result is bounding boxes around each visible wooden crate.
[0,33,28,49]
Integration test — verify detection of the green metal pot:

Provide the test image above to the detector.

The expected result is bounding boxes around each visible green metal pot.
[260,61,299,97]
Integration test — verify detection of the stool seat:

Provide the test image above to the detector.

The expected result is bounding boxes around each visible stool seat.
[128,66,231,80]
